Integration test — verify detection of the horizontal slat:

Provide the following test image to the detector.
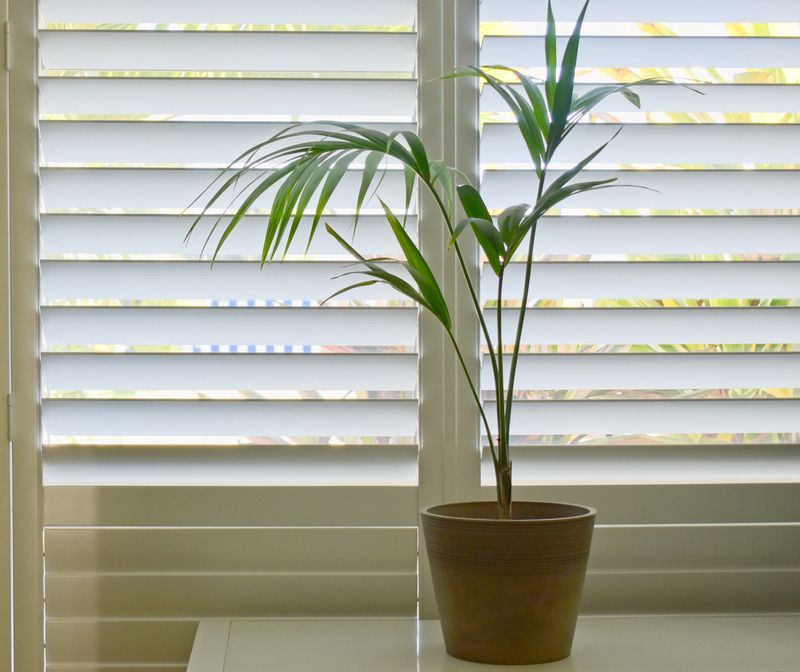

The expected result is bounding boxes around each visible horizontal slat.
[43,445,418,486]
[528,216,800,255]
[482,84,800,115]
[482,24,800,40]
[40,0,416,26]
[42,261,410,303]
[46,620,196,666]
[483,353,800,389]
[483,35,799,69]
[43,352,416,391]
[41,32,415,74]
[47,666,184,672]
[482,262,800,299]
[45,573,417,618]
[481,444,800,485]
[487,307,799,344]
[484,398,800,435]
[480,483,800,524]
[589,524,800,571]
[45,524,797,575]
[482,124,800,166]
[582,570,800,613]
[42,306,417,347]
[44,527,417,573]
[39,121,416,166]
[481,169,800,210]
[43,398,417,437]
[480,0,800,23]
[40,78,417,120]
[40,168,410,213]
[44,486,419,526]
[45,571,800,621]
[41,215,413,259]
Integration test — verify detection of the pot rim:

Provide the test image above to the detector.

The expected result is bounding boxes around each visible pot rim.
[421,500,597,523]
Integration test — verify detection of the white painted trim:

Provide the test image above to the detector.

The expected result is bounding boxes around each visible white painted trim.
[9,0,42,668]
[187,616,800,671]
[417,0,480,617]
[0,0,11,669]
[187,621,230,672]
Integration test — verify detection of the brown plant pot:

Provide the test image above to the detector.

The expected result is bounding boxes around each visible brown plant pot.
[420,501,596,665]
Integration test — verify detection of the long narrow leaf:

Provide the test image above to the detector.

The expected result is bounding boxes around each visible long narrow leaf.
[549,0,590,156]
[402,165,415,226]
[308,151,360,251]
[183,121,307,220]
[457,184,492,223]
[380,201,451,329]
[280,153,342,259]
[535,177,619,217]
[497,204,532,247]
[430,160,456,222]
[325,224,444,321]
[354,150,384,229]
[209,161,300,264]
[470,219,504,275]
[264,156,319,262]
[500,67,549,140]
[444,66,543,171]
[457,184,505,274]
[545,1,557,109]
[400,131,430,181]
[322,279,378,305]
[544,129,621,196]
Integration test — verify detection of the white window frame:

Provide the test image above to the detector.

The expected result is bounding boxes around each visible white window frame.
[416,0,481,616]
[5,0,800,665]
[7,0,44,668]
[0,0,12,665]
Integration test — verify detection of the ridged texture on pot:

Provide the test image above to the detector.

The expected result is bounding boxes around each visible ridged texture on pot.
[421,501,595,665]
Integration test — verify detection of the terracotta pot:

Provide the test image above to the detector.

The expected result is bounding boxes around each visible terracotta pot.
[420,501,596,665]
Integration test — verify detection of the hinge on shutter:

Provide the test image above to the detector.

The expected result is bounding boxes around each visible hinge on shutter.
[3,21,9,72]
[5,394,10,443]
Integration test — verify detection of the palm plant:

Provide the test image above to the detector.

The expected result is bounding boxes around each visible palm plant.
[187,0,688,518]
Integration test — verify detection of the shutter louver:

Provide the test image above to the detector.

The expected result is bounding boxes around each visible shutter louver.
[479,0,800,611]
[39,1,419,669]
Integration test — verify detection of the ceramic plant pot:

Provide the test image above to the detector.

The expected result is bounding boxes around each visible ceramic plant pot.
[420,500,596,665]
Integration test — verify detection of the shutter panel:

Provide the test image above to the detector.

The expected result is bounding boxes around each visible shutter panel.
[479,0,800,612]
[39,2,419,669]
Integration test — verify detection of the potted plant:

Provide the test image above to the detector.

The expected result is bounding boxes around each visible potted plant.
[187,1,687,664]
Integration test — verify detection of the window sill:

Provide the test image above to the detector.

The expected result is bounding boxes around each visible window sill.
[187,615,800,671]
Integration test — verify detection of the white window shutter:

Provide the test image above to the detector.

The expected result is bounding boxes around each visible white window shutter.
[479,0,800,611]
[39,1,420,669]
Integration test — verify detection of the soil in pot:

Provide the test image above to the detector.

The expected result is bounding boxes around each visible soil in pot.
[421,501,596,665]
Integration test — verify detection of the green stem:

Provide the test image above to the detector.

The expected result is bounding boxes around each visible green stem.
[495,269,507,467]
[445,330,498,465]
[427,186,502,411]
[504,171,547,439]
[495,457,512,519]
[426,182,502,466]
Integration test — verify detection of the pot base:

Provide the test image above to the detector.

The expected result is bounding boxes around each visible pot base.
[421,501,596,665]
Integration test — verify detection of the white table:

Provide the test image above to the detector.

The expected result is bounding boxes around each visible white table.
[187,615,800,672]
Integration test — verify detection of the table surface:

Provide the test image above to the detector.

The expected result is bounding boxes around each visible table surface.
[187,615,800,672]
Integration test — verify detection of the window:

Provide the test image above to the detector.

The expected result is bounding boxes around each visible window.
[39,1,420,668]
[479,0,800,611]
[3,0,797,669]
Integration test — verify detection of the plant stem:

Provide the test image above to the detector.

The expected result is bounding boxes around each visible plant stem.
[495,456,512,519]
[504,172,547,439]
[426,184,504,462]
[445,330,498,465]
[495,269,507,468]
